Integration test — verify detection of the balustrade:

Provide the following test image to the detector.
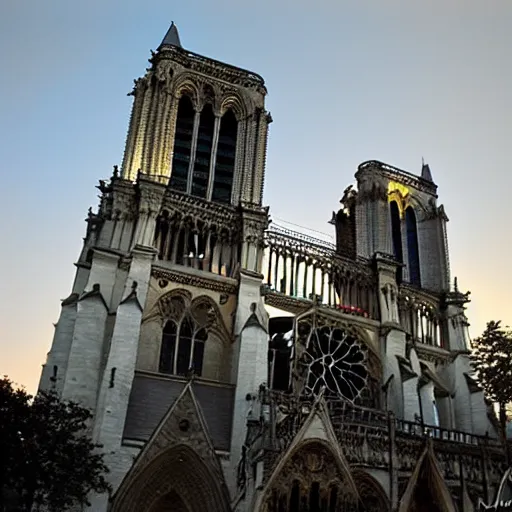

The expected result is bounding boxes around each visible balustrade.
[398,285,445,347]
[154,207,240,277]
[265,391,499,447]
[263,225,379,319]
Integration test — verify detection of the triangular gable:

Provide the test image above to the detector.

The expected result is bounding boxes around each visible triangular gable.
[399,438,457,512]
[259,394,359,502]
[113,381,227,503]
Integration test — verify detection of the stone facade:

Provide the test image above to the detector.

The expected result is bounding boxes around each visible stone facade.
[38,23,509,512]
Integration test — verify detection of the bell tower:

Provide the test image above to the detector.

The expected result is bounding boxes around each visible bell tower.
[38,23,272,510]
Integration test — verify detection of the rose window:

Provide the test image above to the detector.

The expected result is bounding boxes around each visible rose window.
[302,326,368,401]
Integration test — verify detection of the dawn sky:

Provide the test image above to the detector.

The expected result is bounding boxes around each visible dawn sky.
[1,0,510,394]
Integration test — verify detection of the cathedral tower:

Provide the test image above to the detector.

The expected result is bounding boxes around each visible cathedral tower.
[39,23,272,510]
[39,22,507,512]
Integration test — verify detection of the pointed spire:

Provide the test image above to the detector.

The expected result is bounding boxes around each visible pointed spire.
[421,157,433,182]
[159,21,182,49]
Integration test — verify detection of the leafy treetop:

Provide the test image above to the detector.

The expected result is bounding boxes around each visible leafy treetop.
[0,376,111,512]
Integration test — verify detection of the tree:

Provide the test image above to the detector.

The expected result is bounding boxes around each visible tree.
[470,321,512,441]
[0,376,111,511]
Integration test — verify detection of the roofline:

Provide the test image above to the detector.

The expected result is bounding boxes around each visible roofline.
[356,160,438,195]
[156,44,266,90]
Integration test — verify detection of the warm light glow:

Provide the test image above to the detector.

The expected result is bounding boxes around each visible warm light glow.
[388,181,410,198]
[388,181,411,218]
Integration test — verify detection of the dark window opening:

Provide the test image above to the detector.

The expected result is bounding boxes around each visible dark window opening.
[159,316,207,377]
[269,317,294,391]
[309,482,320,512]
[406,206,421,287]
[289,481,300,512]
[390,201,403,283]
[192,104,215,199]
[169,96,195,193]
[212,110,238,204]
[176,316,193,376]
[159,321,177,374]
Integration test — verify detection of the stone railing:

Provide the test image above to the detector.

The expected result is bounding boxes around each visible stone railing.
[398,284,445,348]
[263,225,379,319]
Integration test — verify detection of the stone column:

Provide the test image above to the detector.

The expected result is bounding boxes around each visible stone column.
[186,111,201,195]
[206,114,221,200]
[132,176,167,249]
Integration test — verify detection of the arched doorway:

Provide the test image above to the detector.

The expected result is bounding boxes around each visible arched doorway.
[111,445,230,512]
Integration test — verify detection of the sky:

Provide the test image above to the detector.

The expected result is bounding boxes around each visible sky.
[0,0,511,394]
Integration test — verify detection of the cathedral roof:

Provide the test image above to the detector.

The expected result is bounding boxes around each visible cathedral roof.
[159,21,182,49]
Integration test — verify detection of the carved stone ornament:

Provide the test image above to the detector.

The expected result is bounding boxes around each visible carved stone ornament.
[151,267,237,295]
[293,313,370,403]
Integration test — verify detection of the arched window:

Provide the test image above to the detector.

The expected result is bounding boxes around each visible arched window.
[192,104,215,199]
[212,109,238,204]
[159,316,208,377]
[170,95,195,192]
[390,201,403,283]
[406,206,421,286]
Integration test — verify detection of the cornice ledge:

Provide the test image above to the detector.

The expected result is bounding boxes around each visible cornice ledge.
[152,264,238,295]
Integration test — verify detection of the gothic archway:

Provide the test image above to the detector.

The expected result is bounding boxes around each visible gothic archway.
[111,445,230,512]
[260,440,359,512]
[351,469,390,511]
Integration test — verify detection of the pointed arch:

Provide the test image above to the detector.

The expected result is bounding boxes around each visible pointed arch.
[152,291,231,378]
[351,469,390,511]
[212,108,238,204]
[169,94,195,192]
[220,93,247,121]
[260,439,360,512]
[390,200,403,283]
[172,75,201,109]
[192,103,216,198]
[406,206,421,287]
[112,444,230,512]
[399,440,457,512]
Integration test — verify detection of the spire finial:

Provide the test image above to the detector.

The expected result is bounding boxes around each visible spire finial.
[421,158,433,182]
[159,21,182,49]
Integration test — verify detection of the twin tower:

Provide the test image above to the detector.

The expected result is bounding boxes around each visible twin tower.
[37,23,490,512]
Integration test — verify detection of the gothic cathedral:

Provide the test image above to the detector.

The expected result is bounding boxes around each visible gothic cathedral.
[39,23,512,512]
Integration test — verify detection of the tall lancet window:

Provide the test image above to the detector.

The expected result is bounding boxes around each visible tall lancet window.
[212,110,238,204]
[192,104,215,199]
[406,207,421,286]
[170,96,195,192]
[390,201,403,283]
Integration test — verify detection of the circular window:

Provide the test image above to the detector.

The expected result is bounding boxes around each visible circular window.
[303,326,368,401]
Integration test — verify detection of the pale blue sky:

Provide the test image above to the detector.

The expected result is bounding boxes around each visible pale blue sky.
[1,0,510,393]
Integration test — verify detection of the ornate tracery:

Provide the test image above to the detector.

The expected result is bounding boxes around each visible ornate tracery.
[157,291,228,377]
[261,442,359,512]
[292,311,381,408]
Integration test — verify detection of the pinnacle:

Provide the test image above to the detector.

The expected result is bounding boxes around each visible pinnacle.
[421,158,433,182]
[159,21,182,49]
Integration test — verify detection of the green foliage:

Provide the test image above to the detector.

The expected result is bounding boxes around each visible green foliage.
[471,321,512,406]
[0,376,111,512]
